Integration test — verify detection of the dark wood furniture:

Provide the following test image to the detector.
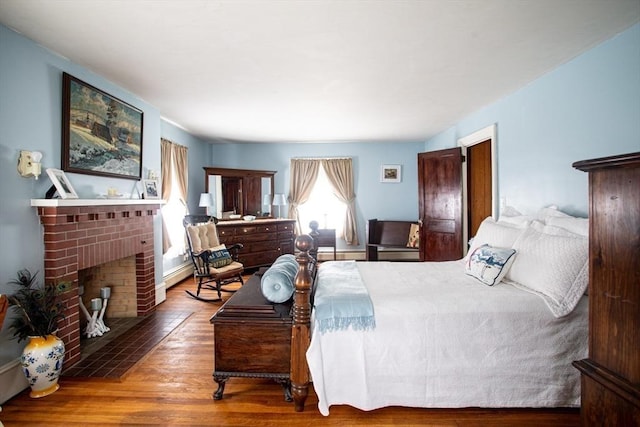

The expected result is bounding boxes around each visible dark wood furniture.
[365,218,419,261]
[183,215,245,302]
[204,167,275,217]
[209,268,293,401]
[216,219,296,269]
[572,152,640,425]
[308,221,336,260]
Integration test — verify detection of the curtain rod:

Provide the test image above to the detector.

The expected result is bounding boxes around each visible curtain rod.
[291,156,351,160]
[160,138,187,149]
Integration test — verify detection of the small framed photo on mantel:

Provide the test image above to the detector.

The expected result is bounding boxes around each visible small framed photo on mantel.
[142,179,159,199]
[381,164,401,183]
[46,168,79,199]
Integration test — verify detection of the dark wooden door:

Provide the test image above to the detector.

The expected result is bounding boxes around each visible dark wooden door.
[466,140,492,238]
[418,148,463,261]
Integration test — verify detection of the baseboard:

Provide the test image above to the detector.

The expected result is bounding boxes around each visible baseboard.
[155,281,166,305]
[0,358,28,404]
[163,262,194,288]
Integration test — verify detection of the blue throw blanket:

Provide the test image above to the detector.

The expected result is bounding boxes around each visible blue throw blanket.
[314,261,375,333]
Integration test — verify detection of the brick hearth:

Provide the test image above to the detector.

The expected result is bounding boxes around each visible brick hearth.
[32,199,162,367]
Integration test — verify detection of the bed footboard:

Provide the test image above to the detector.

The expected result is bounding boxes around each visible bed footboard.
[291,234,314,411]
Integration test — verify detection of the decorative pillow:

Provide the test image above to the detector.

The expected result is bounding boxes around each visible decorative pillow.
[504,225,588,317]
[208,244,232,268]
[465,244,517,286]
[406,223,420,248]
[465,217,528,261]
[260,254,298,303]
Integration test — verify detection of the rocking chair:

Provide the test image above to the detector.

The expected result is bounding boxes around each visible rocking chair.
[183,215,244,302]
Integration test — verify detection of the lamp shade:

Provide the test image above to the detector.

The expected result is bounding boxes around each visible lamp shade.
[199,193,214,207]
[273,193,286,206]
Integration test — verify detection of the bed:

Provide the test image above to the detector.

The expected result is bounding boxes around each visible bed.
[286,207,589,414]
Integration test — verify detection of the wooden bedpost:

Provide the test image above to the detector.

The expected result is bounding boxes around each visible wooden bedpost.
[308,220,320,260]
[291,234,313,412]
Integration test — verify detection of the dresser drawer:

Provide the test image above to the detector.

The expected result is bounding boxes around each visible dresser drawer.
[235,232,275,244]
[217,227,235,238]
[241,250,281,267]
[278,222,295,232]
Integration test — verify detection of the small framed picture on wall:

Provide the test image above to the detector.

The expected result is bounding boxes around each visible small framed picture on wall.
[380,164,401,183]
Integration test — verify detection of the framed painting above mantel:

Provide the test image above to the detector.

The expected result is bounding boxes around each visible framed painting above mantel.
[61,72,143,180]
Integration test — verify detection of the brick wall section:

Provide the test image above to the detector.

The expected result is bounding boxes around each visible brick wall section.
[35,203,161,367]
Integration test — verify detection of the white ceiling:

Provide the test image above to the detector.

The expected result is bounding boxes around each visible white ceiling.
[1,0,638,143]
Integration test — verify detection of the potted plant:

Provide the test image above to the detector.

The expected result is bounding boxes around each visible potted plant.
[6,269,69,398]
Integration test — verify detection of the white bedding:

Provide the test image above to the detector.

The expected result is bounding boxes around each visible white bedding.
[306,260,588,416]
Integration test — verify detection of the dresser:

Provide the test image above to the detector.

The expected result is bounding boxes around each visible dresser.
[572,152,640,426]
[209,269,293,401]
[216,219,296,269]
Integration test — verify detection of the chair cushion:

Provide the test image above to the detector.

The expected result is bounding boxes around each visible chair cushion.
[209,261,244,275]
[186,223,220,252]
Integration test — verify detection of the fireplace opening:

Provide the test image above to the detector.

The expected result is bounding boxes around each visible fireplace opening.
[77,256,140,359]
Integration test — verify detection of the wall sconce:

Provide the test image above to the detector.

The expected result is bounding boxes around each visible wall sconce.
[199,193,214,215]
[273,193,287,219]
[17,150,43,180]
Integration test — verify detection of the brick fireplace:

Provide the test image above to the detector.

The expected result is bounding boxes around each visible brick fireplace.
[31,199,162,367]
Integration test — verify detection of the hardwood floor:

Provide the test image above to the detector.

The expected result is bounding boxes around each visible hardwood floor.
[0,275,580,426]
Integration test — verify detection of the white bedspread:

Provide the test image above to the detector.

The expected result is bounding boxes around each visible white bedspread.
[306,260,588,416]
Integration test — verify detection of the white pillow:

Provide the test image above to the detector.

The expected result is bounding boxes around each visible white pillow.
[466,217,528,261]
[497,215,533,226]
[537,205,571,222]
[504,225,588,317]
[498,206,533,226]
[465,244,517,286]
[545,216,589,237]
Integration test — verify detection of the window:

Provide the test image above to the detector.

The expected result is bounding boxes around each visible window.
[160,139,188,259]
[161,174,187,258]
[297,165,346,235]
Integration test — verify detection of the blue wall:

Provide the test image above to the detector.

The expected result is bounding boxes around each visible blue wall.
[209,141,423,246]
[0,24,167,291]
[425,23,640,217]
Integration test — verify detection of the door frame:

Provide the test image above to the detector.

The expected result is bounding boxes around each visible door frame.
[458,124,498,255]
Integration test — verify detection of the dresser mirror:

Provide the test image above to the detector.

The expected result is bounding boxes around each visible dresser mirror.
[204,167,276,219]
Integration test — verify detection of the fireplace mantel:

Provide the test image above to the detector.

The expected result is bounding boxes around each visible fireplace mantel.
[31,198,164,207]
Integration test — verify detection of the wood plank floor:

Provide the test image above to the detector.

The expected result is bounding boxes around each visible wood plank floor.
[0,275,580,426]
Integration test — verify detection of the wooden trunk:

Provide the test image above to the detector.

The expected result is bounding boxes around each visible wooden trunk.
[209,269,293,401]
